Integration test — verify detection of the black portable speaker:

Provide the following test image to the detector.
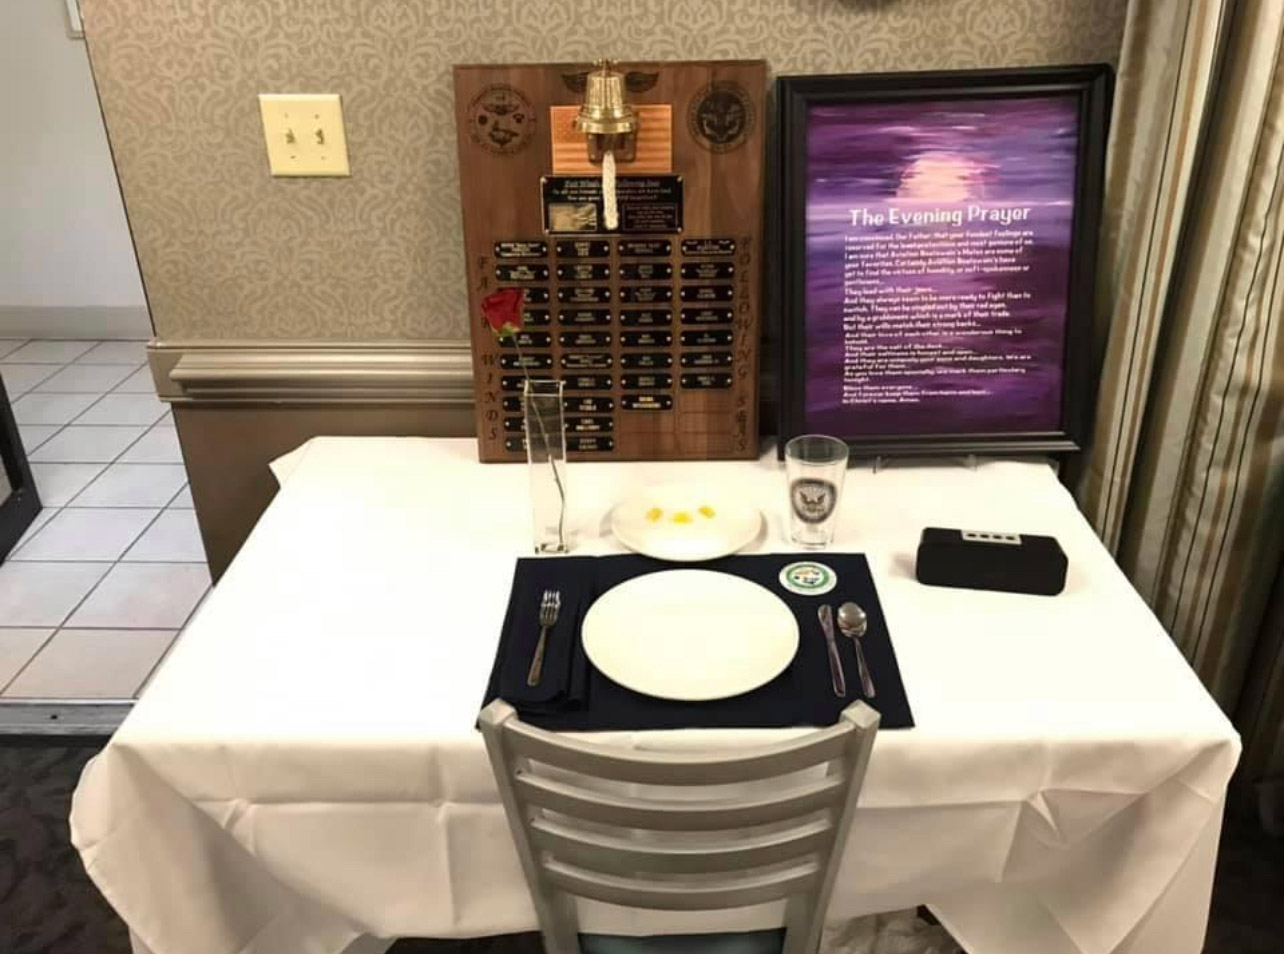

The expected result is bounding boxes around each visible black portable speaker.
[915,527,1068,596]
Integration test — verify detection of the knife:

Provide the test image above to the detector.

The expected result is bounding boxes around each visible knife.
[817,604,847,697]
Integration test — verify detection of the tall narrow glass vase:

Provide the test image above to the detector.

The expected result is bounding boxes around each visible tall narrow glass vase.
[523,378,568,554]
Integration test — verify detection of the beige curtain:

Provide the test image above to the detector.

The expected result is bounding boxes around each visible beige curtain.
[1074,0,1284,829]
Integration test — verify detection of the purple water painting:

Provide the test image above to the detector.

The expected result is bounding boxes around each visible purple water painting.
[802,95,1080,437]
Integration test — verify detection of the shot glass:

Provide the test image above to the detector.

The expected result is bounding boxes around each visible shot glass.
[785,435,849,548]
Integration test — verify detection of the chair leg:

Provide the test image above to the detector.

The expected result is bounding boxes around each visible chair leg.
[781,895,822,954]
[537,892,581,954]
[537,925,571,954]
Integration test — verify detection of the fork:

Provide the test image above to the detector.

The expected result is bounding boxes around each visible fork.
[526,589,562,686]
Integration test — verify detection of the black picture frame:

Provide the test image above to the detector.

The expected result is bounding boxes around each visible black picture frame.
[0,375,41,562]
[775,65,1112,458]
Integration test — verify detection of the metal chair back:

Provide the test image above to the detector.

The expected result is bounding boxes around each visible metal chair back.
[479,700,880,954]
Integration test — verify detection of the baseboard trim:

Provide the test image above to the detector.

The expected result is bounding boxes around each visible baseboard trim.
[0,700,130,736]
[0,306,152,340]
[150,339,475,405]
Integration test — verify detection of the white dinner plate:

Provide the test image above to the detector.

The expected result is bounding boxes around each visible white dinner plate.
[582,569,799,701]
[610,481,763,562]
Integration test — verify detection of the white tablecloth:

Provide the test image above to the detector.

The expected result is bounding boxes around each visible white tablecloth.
[71,438,1240,954]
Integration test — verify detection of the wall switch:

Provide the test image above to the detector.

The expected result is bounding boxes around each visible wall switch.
[258,94,350,177]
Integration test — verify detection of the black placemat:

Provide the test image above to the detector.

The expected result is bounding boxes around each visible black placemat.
[482,553,914,731]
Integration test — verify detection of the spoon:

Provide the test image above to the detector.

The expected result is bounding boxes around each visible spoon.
[836,602,876,698]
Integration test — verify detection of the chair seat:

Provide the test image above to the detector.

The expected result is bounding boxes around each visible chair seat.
[581,929,785,954]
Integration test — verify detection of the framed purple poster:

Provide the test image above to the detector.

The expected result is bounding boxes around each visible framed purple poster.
[777,66,1112,456]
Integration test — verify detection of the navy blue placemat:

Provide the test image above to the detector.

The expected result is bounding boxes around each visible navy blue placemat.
[482,553,914,731]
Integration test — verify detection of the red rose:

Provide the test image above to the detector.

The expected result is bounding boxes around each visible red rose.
[481,288,525,338]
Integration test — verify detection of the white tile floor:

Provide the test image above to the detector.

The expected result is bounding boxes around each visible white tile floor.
[1,339,208,700]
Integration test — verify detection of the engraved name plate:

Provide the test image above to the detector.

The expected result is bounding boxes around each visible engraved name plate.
[557,263,611,281]
[499,353,554,370]
[558,308,612,326]
[618,239,672,257]
[621,394,674,411]
[618,309,672,326]
[681,329,734,347]
[497,331,552,348]
[561,353,613,370]
[567,435,616,452]
[621,331,673,348]
[495,264,550,282]
[680,372,734,389]
[494,240,548,258]
[680,351,734,367]
[619,262,673,281]
[566,416,615,433]
[681,261,735,280]
[558,286,612,303]
[558,331,612,348]
[564,396,615,413]
[622,373,673,389]
[679,284,735,302]
[563,374,613,390]
[620,285,674,304]
[555,239,610,258]
[680,307,734,324]
[620,352,673,369]
[681,238,735,255]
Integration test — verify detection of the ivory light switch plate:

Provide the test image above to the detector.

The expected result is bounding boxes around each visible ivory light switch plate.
[258,94,350,177]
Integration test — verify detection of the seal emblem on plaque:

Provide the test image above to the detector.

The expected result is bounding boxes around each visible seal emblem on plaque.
[688,81,754,152]
[468,84,535,155]
[790,478,837,525]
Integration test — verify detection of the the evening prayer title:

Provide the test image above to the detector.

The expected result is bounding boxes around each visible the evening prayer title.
[850,206,1032,227]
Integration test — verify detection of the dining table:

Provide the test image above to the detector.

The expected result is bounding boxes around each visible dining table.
[70,437,1241,954]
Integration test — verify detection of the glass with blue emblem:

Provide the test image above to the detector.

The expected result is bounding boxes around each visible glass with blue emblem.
[785,435,849,548]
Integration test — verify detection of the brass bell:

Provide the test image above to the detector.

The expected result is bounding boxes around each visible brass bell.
[575,60,638,162]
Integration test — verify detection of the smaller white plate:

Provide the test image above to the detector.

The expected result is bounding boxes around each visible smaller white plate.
[611,481,762,562]
[582,570,800,701]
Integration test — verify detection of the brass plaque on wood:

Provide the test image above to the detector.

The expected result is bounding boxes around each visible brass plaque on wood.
[454,60,766,462]
[550,104,674,174]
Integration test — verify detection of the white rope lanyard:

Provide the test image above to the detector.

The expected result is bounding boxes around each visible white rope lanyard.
[602,148,619,230]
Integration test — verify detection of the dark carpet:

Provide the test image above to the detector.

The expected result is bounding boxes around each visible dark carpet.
[0,742,130,954]
[1203,810,1284,954]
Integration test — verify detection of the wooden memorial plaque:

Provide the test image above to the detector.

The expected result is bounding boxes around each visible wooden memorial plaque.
[454,60,766,462]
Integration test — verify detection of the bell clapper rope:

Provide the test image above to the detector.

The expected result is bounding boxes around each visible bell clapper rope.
[602,148,619,230]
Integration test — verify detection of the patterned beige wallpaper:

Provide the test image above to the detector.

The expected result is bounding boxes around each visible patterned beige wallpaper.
[81,0,1125,340]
